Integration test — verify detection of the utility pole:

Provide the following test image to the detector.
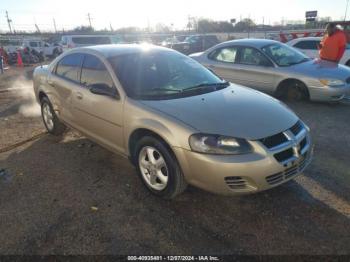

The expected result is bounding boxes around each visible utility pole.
[5,11,13,34]
[53,18,57,33]
[109,23,113,32]
[87,13,92,28]
[345,0,349,21]
[35,24,41,34]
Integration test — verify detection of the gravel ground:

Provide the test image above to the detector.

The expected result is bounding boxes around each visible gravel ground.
[0,66,350,255]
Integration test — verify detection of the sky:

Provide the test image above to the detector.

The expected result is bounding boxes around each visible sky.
[0,0,348,32]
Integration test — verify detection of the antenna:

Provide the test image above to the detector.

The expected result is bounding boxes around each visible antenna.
[5,11,13,34]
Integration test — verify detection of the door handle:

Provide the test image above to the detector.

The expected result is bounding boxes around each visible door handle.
[76,92,83,100]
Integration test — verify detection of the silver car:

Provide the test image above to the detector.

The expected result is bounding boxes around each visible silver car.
[33,44,312,199]
[190,39,350,102]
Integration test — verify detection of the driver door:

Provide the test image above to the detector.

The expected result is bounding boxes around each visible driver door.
[232,47,278,94]
[72,54,124,154]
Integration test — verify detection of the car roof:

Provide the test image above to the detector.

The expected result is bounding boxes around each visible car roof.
[217,38,280,49]
[72,44,175,58]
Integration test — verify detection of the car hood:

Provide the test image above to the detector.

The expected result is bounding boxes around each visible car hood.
[288,59,350,81]
[140,85,298,140]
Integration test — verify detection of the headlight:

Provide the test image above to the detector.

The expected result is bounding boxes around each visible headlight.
[189,134,252,155]
[319,79,345,87]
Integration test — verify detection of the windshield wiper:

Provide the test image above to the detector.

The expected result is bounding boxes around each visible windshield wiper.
[149,87,182,93]
[182,81,230,92]
[288,58,310,66]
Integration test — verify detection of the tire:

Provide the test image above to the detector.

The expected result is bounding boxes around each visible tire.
[41,97,66,136]
[346,60,350,67]
[279,81,309,101]
[134,136,187,199]
[53,48,60,58]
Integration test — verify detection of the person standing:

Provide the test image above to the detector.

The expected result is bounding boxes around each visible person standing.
[319,23,347,63]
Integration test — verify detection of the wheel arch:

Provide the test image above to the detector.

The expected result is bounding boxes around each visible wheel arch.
[275,78,310,98]
[38,90,48,102]
[128,127,176,165]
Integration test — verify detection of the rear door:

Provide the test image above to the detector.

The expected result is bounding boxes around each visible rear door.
[233,46,277,93]
[72,53,124,153]
[203,46,241,83]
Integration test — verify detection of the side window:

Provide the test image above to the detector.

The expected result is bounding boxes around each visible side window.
[61,37,68,45]
[209,47,238,63]
[294,40,319,50]
[56,53,84,83]
[80,54,115,90]
[239,47,272,66]
[30,42,38,47]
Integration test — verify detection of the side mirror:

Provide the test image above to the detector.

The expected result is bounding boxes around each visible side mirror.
[89,83,119,99]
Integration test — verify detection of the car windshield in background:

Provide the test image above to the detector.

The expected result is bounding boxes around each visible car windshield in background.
[109,50,227,100]
[262,43,310,67]
[72,37,112,45]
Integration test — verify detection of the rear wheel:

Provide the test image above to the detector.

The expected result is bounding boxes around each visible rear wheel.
[346,60,350,67]
[135,136,187,199]
[41,97,66,136]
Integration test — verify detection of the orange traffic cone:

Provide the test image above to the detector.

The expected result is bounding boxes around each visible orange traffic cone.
[17,51,23,67]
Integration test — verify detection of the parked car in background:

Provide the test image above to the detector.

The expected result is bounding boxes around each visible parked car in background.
[170,34,219,55]
[287,37,350,66]
[61,35,123,50]
[0,38,23,53]
[22,40,63,58]
[190,39,350,102]
[33,44,312,199]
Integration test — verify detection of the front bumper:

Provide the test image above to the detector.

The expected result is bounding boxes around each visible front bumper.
[173,126,313,196]
[309,85,350,102]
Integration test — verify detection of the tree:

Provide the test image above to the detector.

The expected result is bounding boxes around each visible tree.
[234,18,256,32]
[154,23,171,33]
[197,18,234,33]
[70,26,94,33]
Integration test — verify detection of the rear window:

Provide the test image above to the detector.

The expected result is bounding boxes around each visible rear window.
[71,37,111,45]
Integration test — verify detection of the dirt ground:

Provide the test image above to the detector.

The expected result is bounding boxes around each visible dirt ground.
[0,66,350,255]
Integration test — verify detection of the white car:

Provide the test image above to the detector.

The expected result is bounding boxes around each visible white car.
[287,37,350,66]
[60,35,123,51]
[22,40,63,58]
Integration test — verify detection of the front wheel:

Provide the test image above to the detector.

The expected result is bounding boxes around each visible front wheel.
[278,81,309,101]
[135,136,187,199]
[41,97,66,136]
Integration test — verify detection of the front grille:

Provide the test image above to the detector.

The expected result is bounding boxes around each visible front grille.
[258,120,310,166]
[266,154,309,185]
[266,172,283,185]
[225,176,248,190]
[259,132,288,149]
[299,138,307,153]
[290,121,303,136]
[274,148,294,162]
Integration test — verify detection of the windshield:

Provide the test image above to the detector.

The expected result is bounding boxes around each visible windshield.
[109,50,227,100]
[185,36,199,43]
[262,43,310,67]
